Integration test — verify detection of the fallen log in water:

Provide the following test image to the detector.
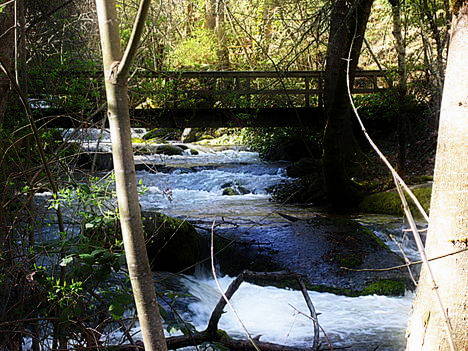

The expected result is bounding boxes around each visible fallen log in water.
[111,270,323,351]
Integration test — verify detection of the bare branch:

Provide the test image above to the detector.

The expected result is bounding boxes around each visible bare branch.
[118,0,151,80]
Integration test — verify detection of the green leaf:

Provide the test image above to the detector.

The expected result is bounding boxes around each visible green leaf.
[60,256,74,267]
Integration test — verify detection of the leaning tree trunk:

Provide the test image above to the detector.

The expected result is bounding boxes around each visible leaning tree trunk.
[405,2,468,350]
[322,0,374,209]
[94,1,167,350]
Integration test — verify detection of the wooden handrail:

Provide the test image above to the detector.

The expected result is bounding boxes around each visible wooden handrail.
[28,69,388,79]
[28,69,387,111]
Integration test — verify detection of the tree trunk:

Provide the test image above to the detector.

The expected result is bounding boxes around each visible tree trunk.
[205,0,229,69]
[389,0,408,174]
[322,0,374,209]
[0,3,15,124]
[94,1,167,351]
[205,0,216,31]
[215,0,230,69]
[405,2,468,350]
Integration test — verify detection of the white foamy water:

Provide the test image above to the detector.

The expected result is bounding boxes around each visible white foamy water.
[137,150,292,220]
[182,276,413,350]
[135,148,260,166]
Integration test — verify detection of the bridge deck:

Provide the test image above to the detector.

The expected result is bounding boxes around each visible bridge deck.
[38,107,325,128]
[28,70,387,128]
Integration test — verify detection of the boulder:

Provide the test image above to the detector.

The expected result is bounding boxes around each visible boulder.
[142,212,201,273]
[143,128,182,141]
[237,186,250,194]
[84,211,201,274]
[210,216,413,295]
[155,144,184,156]
[133,145,160,155]
[221,182,251,195]
[77,152,114,170]
[180,128,198,143]
[222,187,238,196]
[174,144,189,150]
[359,184,431,216]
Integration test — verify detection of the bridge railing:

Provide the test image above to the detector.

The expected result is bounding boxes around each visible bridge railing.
[26,70,388,110]
[131,70,387,109]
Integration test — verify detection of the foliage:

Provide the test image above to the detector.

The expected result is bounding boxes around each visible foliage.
[168,28,219,69]
[241,127,321,159]
[28,55,103,112]
[354,89,426,130]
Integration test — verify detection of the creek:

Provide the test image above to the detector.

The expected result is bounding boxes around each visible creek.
[62,129,419,350]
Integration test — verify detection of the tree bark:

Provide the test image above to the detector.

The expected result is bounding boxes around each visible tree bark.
[215,0,230,69]
[322,0,374,209]
[205,0,230,69]
[405,2,468,350]
[94,1,167,351]
[389,0,408,174]
[0,2,15,124]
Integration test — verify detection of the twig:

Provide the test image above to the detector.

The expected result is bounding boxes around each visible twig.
[341,247,468,272]
[288,304,334,351]
[209,220,262,351]
[0,0,15,8]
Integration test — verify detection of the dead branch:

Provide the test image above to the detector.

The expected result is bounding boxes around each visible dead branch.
[108,270,325,350]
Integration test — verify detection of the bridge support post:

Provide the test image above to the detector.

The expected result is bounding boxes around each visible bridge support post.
[318,73,323,108]
[305,76,310,107]
[245,77,251,107]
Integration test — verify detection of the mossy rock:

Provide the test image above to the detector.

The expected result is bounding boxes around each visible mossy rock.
[132,137,168,144]
[337,253,363,269]
[155,144,184,156]
[133,145,159,155]
[242,276,405,297]
[131,137,146,144]
[222,187,238,196]
[84,212,201,274]
[359,185,431,216]
[195,132,245,146]
[361,279,406,296]
[221,182,250,195]
[142,212,200,273]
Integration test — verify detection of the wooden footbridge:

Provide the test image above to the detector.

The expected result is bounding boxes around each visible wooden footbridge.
[30,70,387,128]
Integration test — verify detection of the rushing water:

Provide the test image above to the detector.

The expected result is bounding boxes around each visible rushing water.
[130,139,413,350]
[182,275,413,350]
[54,129,418,350]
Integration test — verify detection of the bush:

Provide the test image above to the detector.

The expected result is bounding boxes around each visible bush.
[241,127,321,159]
[353,89,428,138]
